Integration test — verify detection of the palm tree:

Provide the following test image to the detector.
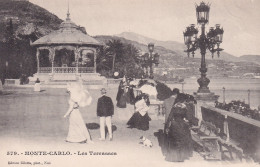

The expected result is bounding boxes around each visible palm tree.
[106,39,125,71]
[97,39,143,78]
[96,45,112,71]
[124,44,140,63]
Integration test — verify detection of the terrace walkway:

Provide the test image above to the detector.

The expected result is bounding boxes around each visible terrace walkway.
[0,87,255,167]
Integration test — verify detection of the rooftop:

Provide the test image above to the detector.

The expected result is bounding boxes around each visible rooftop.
[31,11,102,47]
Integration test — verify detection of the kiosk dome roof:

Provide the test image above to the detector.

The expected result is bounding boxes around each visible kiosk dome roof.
[32,13,101,47]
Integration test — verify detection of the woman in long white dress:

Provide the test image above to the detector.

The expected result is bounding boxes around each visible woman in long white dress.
[64,82,93,144]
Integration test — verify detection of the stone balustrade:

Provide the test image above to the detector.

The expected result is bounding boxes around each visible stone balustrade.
[38,67,94,73]
[201,105,260,161]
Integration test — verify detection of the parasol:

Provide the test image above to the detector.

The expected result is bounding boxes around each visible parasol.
[139,84,158,97]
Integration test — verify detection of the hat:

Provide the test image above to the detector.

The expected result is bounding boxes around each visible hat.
[172,88,180,95]
[100,88,107,94]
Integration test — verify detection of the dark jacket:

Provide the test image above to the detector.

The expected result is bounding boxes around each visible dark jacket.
[97,95,114,117]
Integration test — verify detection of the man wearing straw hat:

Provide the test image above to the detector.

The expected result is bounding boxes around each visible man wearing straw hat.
[97,88,114,141]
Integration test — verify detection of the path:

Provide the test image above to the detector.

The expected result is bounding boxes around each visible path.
[0,87,254,167]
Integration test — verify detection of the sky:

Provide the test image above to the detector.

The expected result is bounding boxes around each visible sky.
[29,0,260,57]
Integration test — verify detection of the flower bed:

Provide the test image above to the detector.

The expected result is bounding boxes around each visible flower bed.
[215,100,260,121]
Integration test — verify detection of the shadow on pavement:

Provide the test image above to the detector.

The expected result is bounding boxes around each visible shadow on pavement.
[154,129,167,156]
[86,123,117,133]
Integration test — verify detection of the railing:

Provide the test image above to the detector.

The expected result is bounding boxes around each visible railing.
[201,105,260,161]
[39,67,52,73]
[38,67,94,73]
[78,67,94,73]
[54,67,76,73]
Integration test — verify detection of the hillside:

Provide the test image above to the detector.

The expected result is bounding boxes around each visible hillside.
[239,55,260,65]
[116,32,242,62]
[116,32,185,56]
[0,0,62,41]
[94,35,176,56]
[0,0,64,79]
[95,35,260,78]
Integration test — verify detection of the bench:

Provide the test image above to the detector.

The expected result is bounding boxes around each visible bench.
[191,121,222,160]
[201,106,253,162]
[218,138,245,161]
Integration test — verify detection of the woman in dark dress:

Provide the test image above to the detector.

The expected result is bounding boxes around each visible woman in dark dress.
[116,78,127,108]
[127,93,151,131]
[127,79,136,105]
[164,101,193,162]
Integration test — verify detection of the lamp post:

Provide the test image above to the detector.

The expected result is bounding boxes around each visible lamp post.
[0,75,2,93]
[223,87,226,104]
[248,89,250,107]
[183,2,224,94]
[5,61,8,79]
[141,43,160,79]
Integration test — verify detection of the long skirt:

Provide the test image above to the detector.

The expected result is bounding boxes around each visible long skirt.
[165,120,193,162]
[128,88,136,105]
[117,93,127,108]
[127,112,151,131]
[66,109,91,143]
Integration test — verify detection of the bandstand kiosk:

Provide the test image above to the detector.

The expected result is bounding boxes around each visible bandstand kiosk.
[30,11,105,84]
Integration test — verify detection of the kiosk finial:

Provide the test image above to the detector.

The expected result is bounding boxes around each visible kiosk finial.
[66,0,70,20]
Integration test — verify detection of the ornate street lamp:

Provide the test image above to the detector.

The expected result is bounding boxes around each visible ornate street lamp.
[196,1,210,24]
[141,43,160,79]
[148,43,154,53]
[183,1,224,94]
[183,24,198,57]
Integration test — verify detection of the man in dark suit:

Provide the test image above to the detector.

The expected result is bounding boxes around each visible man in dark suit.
[97,88,114,141]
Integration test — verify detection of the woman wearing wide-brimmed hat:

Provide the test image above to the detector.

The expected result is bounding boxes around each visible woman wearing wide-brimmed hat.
[164,96,193,162]
[64,82,93,144]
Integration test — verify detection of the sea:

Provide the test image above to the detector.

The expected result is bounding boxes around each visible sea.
[168,78,260,109]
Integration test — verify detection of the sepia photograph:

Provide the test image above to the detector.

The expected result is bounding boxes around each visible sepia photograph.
[0,0,259,166]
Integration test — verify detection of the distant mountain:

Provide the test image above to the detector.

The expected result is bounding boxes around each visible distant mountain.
[116,32,185,56]
[116,32,241,62]
[239,55,260,65]
[94,35,176,56]
[94,35,187,70]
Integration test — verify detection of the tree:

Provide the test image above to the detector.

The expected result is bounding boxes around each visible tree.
[2,19,16,79]
[106,39,125,70]
[96,39,144,78]
[0,19,38,81]
[122,44,143,78]
[16,33,37,77]
[96,45,113,72]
